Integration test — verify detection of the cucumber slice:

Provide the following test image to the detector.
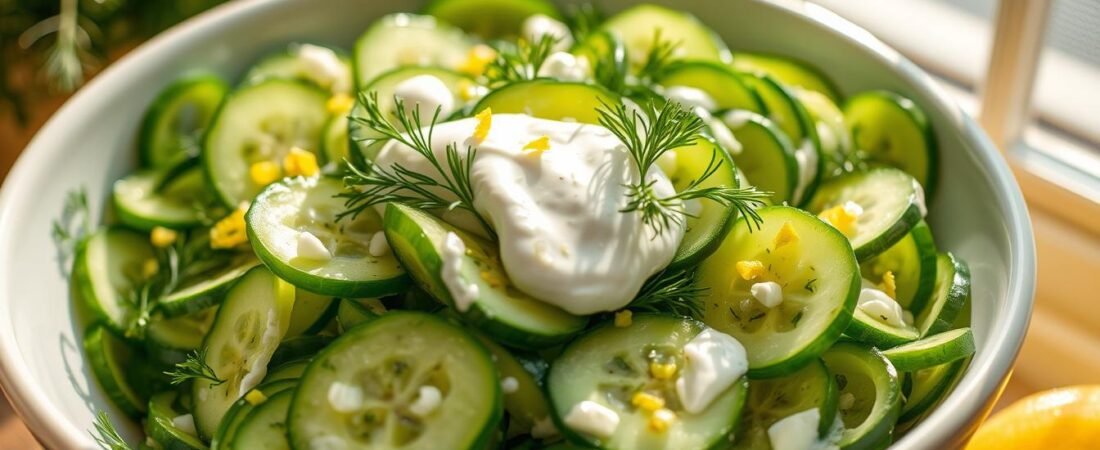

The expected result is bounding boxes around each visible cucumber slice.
[321,114,350,166]
[730,360,838,450]
[600,4,729,67]
[916,253,970,337]
[84,324,147,417]
[723,111,799,204]
[700,206,859,378]
[383,203,587,349]
[336,298,385,332]
[73,227,154,333]
[844,306,919,349]
[353,13,474,88]
[898,357,969,424]
[145,307,218,365]
[246,176,410,298]
[158,254,260,318]
[284,289,338,337]
[821,342,901,450]
[424,0,561,38]
[192,266,295,439]
[730,53,841,103]
[243,43,352,95]
[266,359,311,383]
[659,61,765,113]
[476,335,552,438]
[269,335,334,369]
[203,78,330,207]
[547,315,748,450]
[139,74,228,168]
[114,164,209,231]
[212,379,298,450]
[227,388,294,450]
[797,88,854,179]
[146,391,205,450]
[844,91,937,197]
[859,221,937,312]
[666,135,741,269]
[739,73,822,204]
[806,168,926,262]
[348,66,474,164]
[882,328,974,372]
[473,80,619,124]
[288,312,501,450]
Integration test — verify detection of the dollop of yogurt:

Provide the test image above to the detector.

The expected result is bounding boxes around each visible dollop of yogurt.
[675,328,748,414]
[372,114,685,314]
[858,278,908,327]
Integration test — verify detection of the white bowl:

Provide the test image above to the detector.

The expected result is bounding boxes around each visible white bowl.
[0,0,1035,448]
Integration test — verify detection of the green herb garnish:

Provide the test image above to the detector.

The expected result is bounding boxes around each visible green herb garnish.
[484,35,559,86]
[165,348,225,386]
[91,410,132,450]
[629,269,706,318]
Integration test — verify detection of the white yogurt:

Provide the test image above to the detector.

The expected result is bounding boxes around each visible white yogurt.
[858,279,908,328]
[296,44,352,94]
[675,328,749,414]
[440,232,479,312]
[537,51,589,81]
[393,74,456,120]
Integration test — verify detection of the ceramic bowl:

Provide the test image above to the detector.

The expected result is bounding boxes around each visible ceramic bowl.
[0,0,1035,448]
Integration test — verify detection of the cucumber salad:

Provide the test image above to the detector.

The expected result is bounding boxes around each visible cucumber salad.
[74,2,977,450]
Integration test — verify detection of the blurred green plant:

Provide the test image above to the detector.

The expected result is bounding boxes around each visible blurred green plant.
[1,0,227,125]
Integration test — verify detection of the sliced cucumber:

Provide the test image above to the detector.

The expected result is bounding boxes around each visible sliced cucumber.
[74,227,154,333]
[383,203,587,349]
[730,359,838,450]
[916,253,970,337]
[600,4,729,67]
[288,312,501,450]
[353,13,474,88]
[860,221,937,313]
[243,43,352,95]
[472,80,619,124]
[898,357,969,424]
[844,91,937,196]
[739,73,822,204]
[477,335,552,438]
[145,307,218,365]
[158,254,260,318]
[821,342,901,450]
[139,74,228,168]
[723,111,799,204]
[797,88,853,179]
[666,135,741,269]
[336,298,385,331]
[321,114,350,166]
[266,359,311,383]
[114,164,209,231]
[284,289,338,337]
[269,335,334,369]
[146,391,206,450]
[203,78,330,207]
[659,61,765,113]
[192,266,295,439]
[246,176,410,298]
[882,328,974,372]
[227,388,294,450]
[547,315,748,450]
[806,168,925,261]
[424,0,561,38]
[84,324,147,417]
[730,53,841,103]
[212,379,298,450]
[349,66,474,164]
[700,206,859,378]
[844,306,919,349]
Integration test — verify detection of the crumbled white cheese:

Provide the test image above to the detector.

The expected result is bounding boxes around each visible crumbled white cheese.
[768,408,822,450]
[501,377,519,394]
[368,232,390,257]
[663,85,718,112]
[564,401,620,438]
[441,232,479,312]
[297,44,351,94]
[408,385,443,417]
[858,280,907,328]
[751,281,784,308]
[393,74,456,120]
[522,14,573,51]
[537,51,589,81]
[676,329,749,414]
[171,414,197,437]
[296,231,332,261]
[327,381,364,413]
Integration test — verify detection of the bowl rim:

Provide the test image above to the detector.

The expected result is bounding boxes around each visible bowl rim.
[0,0,1036,448]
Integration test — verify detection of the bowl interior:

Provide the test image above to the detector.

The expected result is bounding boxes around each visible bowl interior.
[0,0,1033,448]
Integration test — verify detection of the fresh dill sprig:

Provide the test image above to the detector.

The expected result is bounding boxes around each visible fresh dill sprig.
[341,92,493,237]
[91,410,132,450]
[484,35,559,85]
[51,187,92,277]
[565,3,604,41]
[635,30,679,84]
[165,348,225,386]
[661,151,769,231]
[124,243,180,339]
[629,269,706,318]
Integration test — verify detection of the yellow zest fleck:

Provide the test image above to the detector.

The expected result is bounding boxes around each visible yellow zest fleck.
[523,135,551,156]
[632,392,665,412]
[210,205,249,249]
[473,108,492,143]
[282,147,319,177]
[735,260,766,281]
[326,93,354,114]
[773,222,799,249]
[818,205,858,236]
[141,259,159,279]
[649,361,677,380]
[250,161,282,186]
[150,226,178,248]
[614,310,633,328]
[244,389,267,405]
[881,271,897,300]
[648,408,677,433]
[480,269,507,289]
[457,44,497,76]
